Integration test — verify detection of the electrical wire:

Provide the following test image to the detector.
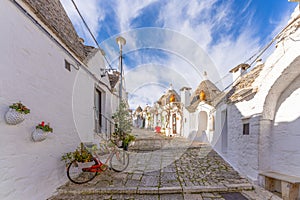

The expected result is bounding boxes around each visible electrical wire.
[71,0,113,69]
[245,14,300,66]
[11,0,115,95]
[71,0,299,94]
[215,14,300,92]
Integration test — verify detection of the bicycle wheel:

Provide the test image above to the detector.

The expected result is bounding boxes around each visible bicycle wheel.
[67,159,98,184]
[110,149,129,172]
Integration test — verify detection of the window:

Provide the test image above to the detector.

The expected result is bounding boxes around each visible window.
[65,59,71,71]
[243,123,250,135]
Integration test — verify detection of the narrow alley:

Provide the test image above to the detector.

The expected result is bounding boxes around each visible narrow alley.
[49,128,280,200]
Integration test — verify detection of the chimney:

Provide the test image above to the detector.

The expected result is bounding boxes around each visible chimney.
[78,37,84,44]
[255,58,263,67]
[180,87,192,107]
[203,71,208,80]
[229,63,250,82]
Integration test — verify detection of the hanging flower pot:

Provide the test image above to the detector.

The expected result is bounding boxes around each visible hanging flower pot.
[32,128,48,142]
[5,102,30,125]
[32,121,53,142]
[5,109,25,125]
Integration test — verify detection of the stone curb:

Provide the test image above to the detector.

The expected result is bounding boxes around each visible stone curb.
[57,184,253,195]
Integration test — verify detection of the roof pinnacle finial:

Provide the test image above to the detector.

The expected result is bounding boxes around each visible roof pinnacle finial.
[203,71,208,80]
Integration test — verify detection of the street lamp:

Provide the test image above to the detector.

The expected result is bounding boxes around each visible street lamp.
[116,36,126,103]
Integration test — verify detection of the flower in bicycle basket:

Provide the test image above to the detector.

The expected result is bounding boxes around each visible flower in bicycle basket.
[61,143,93,164]
[9,101,30,114]
[36,121,53,132]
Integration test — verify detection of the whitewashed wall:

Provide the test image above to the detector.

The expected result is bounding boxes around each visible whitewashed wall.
[212,103,226,152]
[214,105,260,181]
[188,112,198,139]
[181,108,190,138]
[213,6,300,185]
[0,1,113,199]
[257,7,300,188]
[271,75,300,176]
[73,51,117,143]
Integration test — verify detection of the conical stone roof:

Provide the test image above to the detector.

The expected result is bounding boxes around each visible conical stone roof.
[190,79,221,106]
[135,106,142,113]
[158,89,181,106]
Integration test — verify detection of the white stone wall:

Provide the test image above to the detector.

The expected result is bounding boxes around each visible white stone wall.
[73,51,116,143]
[271,75,300,177]
[181,108,190,138]
[189,112,198,135]
[213,6,300,184]
[212,103,227,151]
[220,105,260,180]
[0,1,113,199]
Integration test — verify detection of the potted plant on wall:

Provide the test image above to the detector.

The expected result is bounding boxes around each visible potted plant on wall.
[5,102,30,125]
[32,121,53,142]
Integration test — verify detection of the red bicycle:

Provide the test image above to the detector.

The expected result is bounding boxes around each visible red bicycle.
[67,140,129,184]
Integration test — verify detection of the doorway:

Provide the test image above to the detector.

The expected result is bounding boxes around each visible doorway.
[172,113,177,134]
[95,88,102,133]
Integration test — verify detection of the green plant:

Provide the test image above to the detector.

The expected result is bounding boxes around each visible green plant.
[9,102,30,114]
[61,143,95,164]
[36,121,53,132]
[122,134,136,146]
[113,100,133,138]
[111,132,121,146]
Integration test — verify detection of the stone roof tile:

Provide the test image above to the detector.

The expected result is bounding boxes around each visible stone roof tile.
[158,89,181,106]
[108,72,119,89]
[22,0,88,61]
[190,80,221,107]
[227,64,264,103]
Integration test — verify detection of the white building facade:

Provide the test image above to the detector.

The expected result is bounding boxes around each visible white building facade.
[181,5,300,198]
[0,0,118,199]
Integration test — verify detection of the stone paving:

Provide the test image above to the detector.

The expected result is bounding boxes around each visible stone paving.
[49,128,281,200]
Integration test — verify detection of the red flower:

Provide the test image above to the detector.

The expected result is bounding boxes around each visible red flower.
[41,121,45,126]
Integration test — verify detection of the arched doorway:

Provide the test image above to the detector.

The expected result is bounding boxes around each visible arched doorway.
[271,76,300,176]
[260,56,300,177]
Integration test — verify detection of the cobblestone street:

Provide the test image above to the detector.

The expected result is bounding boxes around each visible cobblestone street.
[49,128,280,200]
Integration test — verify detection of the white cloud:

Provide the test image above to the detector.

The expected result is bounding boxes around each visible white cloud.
[100,0,265,106]
[61,0,295,108]
[241,0,253,13]
[114,0,159,32]
[125,63,189,109]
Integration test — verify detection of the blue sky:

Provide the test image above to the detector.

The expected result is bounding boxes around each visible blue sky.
[61,0,297,109]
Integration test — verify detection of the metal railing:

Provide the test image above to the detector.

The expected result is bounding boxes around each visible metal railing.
[100,113,115,140]
[94,107,115,140]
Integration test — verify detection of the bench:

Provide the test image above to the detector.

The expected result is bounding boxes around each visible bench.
[259,171,300,200]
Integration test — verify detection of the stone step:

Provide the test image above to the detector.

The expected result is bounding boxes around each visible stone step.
[54,183,253,196]
[48,192,251,200]
[129,137,211,152]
